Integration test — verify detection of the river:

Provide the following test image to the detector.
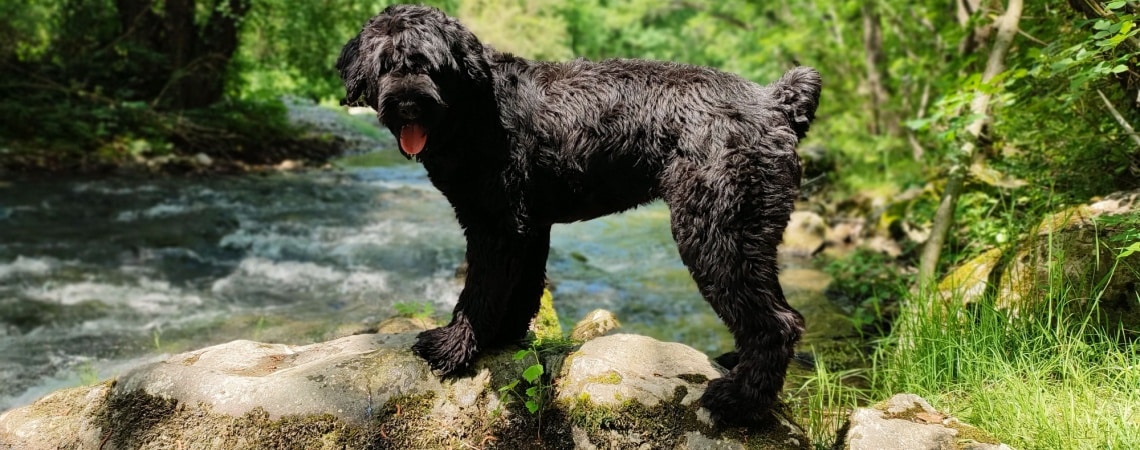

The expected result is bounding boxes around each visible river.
[0,158,854,412]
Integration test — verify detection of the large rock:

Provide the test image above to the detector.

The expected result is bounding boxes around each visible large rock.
[557,334,809,449]
[937,248,1003,302]
[939,189,1140,330]
[780,211,829,256]
[0,329,806,449]
[837,393,1010,450]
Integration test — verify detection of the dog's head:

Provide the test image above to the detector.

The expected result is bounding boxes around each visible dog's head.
[337,5,491,158]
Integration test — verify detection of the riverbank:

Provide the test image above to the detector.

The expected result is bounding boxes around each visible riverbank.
[0,97,387,177]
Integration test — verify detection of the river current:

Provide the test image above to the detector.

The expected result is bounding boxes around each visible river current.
[0,162,847,412]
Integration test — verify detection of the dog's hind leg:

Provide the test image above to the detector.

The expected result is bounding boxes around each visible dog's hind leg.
[412,229,548,374]
[663,154,805,423]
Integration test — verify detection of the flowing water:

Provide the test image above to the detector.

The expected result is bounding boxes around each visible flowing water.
[0,161,855,412]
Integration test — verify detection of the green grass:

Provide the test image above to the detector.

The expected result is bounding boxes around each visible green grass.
[791,226,1140,449]
[787,352,870,449]
[870,288,1140,450]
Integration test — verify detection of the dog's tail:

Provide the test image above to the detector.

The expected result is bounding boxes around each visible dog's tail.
[772,67,822,139]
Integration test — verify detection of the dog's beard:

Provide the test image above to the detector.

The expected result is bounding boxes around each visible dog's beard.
[399,123,428,155]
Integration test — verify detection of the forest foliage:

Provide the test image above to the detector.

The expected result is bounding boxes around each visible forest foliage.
[2,0,1139,273]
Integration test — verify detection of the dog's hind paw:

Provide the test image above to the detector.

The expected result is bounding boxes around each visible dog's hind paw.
[699,377,776,425]
[412,324,478,376]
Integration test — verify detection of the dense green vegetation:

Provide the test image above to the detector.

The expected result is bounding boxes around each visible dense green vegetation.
[3,0,1139,448]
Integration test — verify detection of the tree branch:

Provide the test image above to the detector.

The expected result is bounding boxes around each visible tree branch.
[918,0,1024,287]
[1097,88,1140,150]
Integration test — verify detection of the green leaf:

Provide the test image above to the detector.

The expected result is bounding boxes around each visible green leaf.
[1107,1,1126,10]
[1112,64,1129,73]
[523,364,544,383]
[526,386,539,396]
[905,118,932,131]
[499,380,519,392]
[525,400,540,413]
[1119,242,1140,259]
[513,349,530,361]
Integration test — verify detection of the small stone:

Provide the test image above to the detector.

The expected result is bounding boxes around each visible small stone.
[276,159,302,171]
[569,309,621,342]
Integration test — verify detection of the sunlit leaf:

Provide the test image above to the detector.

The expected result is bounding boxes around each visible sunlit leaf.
[523,364,544,383]
[1119,242,1140,259]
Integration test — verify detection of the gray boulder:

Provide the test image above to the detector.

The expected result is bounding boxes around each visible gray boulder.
[837,393,1011,450]
[0,325,806,449]
[557,334,809,450]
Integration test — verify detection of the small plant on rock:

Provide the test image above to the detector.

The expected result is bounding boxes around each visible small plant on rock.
[499,346,547,414]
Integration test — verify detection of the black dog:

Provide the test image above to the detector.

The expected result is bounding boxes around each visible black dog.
[337,5,820,423]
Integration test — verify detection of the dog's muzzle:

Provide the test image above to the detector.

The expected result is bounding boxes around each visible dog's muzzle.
[378,75,446,156]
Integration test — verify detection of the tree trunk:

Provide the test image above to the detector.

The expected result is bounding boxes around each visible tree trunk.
[956,0,994,56]
[114,0,249,109]
[917,0,1024,287]
[862,1,890,135]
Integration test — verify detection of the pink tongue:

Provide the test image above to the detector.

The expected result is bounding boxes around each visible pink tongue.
[399,124,427,155]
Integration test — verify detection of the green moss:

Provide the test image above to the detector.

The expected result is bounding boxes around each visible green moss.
[560,386,808,450]
[677,373,709,384]
[90,387,458,449]
[877,402,1001,449]
[584,370,622,385]
[945,421,1002,447]
[533,289,563,341]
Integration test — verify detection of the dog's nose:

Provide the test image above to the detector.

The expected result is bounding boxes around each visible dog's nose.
[398,101,420,120]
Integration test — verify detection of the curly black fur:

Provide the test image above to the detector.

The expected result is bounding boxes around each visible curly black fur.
[337,4,821,424]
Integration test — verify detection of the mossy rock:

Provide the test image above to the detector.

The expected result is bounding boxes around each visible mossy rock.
[1,323,811,449]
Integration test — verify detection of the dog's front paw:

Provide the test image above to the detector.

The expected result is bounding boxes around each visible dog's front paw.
[699,377,775,424]
[411,325,478,376]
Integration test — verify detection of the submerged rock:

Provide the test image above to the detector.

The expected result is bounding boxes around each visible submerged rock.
[0,322,806,449]
[837,393,1010,450]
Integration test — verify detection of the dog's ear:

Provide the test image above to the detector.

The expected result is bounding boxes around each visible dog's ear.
[455,36,491,85]
[336,35,374,107]
[436,17,491,87]
[774,67,822,139]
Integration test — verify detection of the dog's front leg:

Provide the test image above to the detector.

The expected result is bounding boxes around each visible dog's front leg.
[412,229,538,375]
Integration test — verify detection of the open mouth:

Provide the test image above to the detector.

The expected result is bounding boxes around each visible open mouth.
[398,123,428,155]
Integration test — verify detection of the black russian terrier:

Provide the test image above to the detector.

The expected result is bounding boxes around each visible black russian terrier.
[337,4,821,423]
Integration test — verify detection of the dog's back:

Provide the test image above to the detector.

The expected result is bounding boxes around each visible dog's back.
[489,56,820,222]
[493,57,818,161]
